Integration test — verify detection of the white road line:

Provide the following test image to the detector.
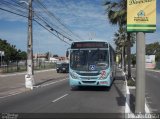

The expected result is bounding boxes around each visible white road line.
[0,91,22,99]
[0,79,67,99]
[52,94,68,103]
[0,69,56,77]
[40,78,67,87]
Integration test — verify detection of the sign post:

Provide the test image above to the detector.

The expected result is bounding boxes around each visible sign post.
[127,0,156,113]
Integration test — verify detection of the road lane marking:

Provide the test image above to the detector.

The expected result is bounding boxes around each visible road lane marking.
[0,79,67,99]
[0,69,56,77]
[0,91,22,99]
[52,94,68,103]
[40,78,67,87]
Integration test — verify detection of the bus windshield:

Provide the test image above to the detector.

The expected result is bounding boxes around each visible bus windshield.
[70,49,109,71]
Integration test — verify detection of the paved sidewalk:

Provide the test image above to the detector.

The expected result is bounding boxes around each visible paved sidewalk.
[0,69,68,98]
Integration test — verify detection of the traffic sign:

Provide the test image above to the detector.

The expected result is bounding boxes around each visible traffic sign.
[127,0,156,32]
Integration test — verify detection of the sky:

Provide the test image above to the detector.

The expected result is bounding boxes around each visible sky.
[0,0,160,56]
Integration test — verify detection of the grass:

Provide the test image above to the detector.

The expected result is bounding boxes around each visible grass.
[127,78,135,86]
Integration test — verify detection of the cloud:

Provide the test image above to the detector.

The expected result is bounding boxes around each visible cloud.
[0,0,159,56]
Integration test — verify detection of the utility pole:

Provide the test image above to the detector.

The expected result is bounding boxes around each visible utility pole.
[25,0,34,90]
[135,32,145,113]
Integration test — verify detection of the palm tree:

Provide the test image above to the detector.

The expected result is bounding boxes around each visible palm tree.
[104,0,135,79]
[114,26,127,71]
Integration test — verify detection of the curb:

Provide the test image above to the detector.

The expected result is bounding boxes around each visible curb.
[123,70,151,117]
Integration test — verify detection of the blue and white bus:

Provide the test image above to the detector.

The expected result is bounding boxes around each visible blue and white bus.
[67,40,116,89]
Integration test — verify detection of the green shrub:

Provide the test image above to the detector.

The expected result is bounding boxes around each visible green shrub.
[127,79,135,86]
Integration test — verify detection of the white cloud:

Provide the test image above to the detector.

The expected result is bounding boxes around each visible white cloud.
[0,0,159,56]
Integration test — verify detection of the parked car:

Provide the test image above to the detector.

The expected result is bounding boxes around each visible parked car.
[56,63,69,73]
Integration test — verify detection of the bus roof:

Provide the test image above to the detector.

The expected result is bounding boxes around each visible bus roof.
[71,40,109,44]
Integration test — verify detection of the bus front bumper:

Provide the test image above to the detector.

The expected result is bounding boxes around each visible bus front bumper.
[69,78,111,87]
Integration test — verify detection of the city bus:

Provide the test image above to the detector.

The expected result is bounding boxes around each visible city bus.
[67,40,116,89]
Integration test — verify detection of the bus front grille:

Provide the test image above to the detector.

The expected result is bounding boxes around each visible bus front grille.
[82,81,96,84]
[77,73,100,76]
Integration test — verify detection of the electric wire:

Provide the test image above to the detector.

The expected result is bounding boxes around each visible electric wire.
[0,6,71,45]
[0,0,81,44]
[35,0,82,41]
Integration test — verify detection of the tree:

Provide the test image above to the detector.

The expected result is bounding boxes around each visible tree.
[19,51,27,60]
[131,54,136,67]
[45,52,50,60]
[146,42,160,62]
[0,38,27,64]
[53,54,59,57]
[104,0,135,79]
[114,27,127,69]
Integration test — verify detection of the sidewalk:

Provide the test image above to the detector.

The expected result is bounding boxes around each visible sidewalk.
[0,69,68,98]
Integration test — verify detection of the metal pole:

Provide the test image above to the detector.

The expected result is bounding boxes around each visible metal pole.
[135,32,145,113]
[25,0,34,89]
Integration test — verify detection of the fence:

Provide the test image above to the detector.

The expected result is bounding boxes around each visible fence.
[0,60,56,73]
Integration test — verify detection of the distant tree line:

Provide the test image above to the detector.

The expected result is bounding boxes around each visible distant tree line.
[0,38,27,64]
[146,42,160,62]
[131,42,160,66]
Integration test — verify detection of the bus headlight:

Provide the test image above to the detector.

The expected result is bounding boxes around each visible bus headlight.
[70,71,79,79]
[99,70,110,80]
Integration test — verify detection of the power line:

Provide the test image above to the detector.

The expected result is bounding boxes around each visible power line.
[34,14,73,42]
[0,0,27,15]
[34,0,75,39]
[0,7,27,18]
[34,19,71,45]
[31,11,74,42]
[8,0,76,42]
[35,0,82,41]
[33,11,74,39]
[0,2,72,45]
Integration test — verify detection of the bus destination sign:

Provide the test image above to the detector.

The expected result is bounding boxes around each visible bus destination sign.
[71,42,108,49]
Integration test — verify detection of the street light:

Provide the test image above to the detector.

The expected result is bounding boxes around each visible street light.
[20,0,34,90]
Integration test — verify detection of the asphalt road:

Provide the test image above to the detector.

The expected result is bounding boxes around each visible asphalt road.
[0,69,126,118]
[132,69,160,113]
